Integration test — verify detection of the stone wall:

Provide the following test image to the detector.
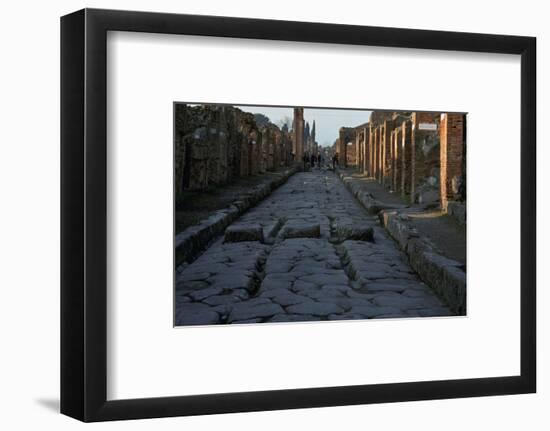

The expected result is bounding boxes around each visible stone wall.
[175,104,293,199]
[411,112,440,205]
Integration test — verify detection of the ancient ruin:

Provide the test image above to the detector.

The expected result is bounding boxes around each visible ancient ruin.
[175,104,296,199]
[175,104,317,202]
[174,105,467,326]
[336,110,466,211]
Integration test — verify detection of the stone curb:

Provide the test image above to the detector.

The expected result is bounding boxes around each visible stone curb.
[336,170,407,214]
[379,211,466,314]
[175,166,298,266]
[337,169,466,314]
[447,201,466,225]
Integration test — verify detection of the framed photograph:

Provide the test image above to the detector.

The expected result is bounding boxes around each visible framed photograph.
[61,8,536,422]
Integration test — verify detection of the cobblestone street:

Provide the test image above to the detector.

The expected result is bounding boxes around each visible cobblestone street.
[175,169,452,326]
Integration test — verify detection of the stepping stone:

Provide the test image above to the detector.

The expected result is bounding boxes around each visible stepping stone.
[336,225,374,242]
[224,225,264,243]
[280,222,321,239]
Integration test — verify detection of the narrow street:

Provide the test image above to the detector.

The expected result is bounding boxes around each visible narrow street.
[175,169,451,325]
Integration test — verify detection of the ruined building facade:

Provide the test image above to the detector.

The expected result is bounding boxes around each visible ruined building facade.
[336,127,357,166]
[175,104,293,199]
[341,110,466,210]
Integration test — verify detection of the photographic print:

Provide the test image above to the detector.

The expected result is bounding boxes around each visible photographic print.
[174,103,466,326]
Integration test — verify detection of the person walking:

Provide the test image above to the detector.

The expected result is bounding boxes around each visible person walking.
[310,153,316,169]
[317,153,322,169]
[332,152,339,170]
[302,152,308,171]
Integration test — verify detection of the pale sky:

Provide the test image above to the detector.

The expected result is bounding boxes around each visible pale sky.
[236,105,372,148]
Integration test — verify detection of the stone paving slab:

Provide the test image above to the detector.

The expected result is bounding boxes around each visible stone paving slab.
[175,169,455,326]
[175,166,297,265]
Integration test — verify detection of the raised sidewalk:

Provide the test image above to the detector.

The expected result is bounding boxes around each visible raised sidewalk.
[337,168,466,314]
[175,166,298,266]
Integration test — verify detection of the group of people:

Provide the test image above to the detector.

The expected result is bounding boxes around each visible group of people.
[299,151,340,171]
[302,152,324,170]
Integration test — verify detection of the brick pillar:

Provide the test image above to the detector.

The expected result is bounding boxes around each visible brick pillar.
[395,127,401,193]
[362,127,368,174]
[401,123,406,197]
[360,131,364,170]
[355,133,361,170]
[410,116,416,204]
[378,125,384,183]
[293,107,304,162]
[383,120,393,187]
[372,127,380,178]
[369,124,374,176]
[376,126,379,181]
[391,130,397,191]
[440,113,466,210]
[389,130,394,188]
[401,120,412,198]
[381,123,386,184]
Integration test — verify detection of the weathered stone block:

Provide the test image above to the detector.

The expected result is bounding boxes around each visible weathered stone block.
[224,225,264,243]
[281,222,321,239]
[336,225,374,242]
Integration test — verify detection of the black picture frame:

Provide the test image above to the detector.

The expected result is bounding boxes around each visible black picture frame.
[61,8,536,422]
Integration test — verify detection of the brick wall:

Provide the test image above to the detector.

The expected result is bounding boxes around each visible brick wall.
[350,110,466,210]
[440,113,466,209]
